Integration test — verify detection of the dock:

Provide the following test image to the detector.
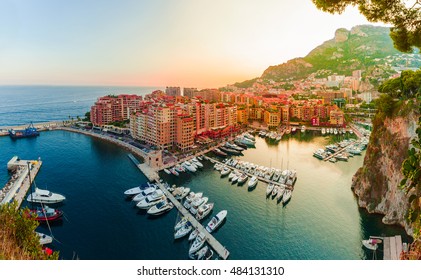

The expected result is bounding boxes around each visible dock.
[323,142,354,161]
[155,181,230,260]
[204,156,295,190]
[0,156,42,209]
[382,235,403,260]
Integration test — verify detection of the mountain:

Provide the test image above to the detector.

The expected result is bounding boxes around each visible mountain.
[260,25,416,82]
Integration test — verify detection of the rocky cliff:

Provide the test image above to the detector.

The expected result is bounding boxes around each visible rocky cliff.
[352,100,420,235]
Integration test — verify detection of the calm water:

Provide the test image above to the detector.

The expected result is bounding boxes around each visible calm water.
[0,85,162,127]
[0,131,410,260]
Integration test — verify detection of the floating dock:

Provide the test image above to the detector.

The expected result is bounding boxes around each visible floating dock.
[0,156,42,208]
[383,235,403,260]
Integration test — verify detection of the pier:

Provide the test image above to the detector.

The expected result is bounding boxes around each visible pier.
[0,156,42,208]
[204,156,295,190]
[323,142,355,162]
[127,153,230,259]
[382,235,403,260]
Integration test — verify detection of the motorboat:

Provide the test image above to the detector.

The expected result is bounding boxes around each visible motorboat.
[132,186,157,202]
[184,193,203,210]
[213,148,227,157]
[170,167,179,176]
[282,189,292,204]
[174,216,189,231]
[175,164,185,173]
[236,136,255,147]
[27,187,66,204]
[321,128,326,135]
[196,245,214,260]
[191,158,203,168]
[271,185,279,197]
[185,192,203,203]
[219,146,241,155]
[243,132,255,141]
[233,140,248,149]
[214,163,223,171]
[196,202,214,221]
[237,173,248,184]
[182,161,197,172]
[173,187,190,200]
[28,206,63,222]
[174,222,192,239]
[197,156,203,161]
[231,172,239,183]
[291,127,297,133]
[362,238,381,251]
[248,176,258,189]
[164,168,171,175]
[276,185,285,201]
[189,232,207,255]
[190,197,208,215]
[266,183,274,196]
[206,210,227,233]
[301,125,306,133]
[124,183,151,197]
[220,167,231,177]
[136,190,165,209]
[188,229,200,241]
[147,200,173,215]
[36,232,53,245]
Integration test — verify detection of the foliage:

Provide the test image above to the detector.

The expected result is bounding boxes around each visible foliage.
[0,202,59,260]
[234,78,258,88]
[379,70,421,99]
[374,94,397,117]
[312,0,421,52]
[83,111,91,121]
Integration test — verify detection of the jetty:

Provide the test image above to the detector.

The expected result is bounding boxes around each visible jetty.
[0,156,42,208]
[204,156,295,190]
[382,235,403,260]
[127,153,230,259]
[323,142,354,162]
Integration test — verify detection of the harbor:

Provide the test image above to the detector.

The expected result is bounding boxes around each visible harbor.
[0,156,42,208]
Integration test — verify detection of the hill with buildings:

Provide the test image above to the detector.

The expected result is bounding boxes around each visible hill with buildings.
[252,25,421,84]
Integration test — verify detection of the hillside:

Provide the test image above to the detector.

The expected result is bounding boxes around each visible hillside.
[260,25,420,82]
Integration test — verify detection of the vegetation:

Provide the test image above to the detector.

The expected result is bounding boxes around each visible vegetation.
[83,111,91,122]
[379,70,421,98]
[0,202,59,260]
[234,78,258,88]
[312,0,421,52]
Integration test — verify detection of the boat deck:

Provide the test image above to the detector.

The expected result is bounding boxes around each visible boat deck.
[0,158,42,209]
[204,156,295,190]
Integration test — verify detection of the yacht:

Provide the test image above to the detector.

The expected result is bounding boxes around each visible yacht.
[243,132,255,141]
[189,232,207,255]
[175,164,185,173]
[29,206,63,222]
[36,232,53,245]
[271,185,279,197]
[27,187,66,204]
[213,148,227,157]
[196,246,213,260]
[276,185,285,201]
[163,168,171,175]
[321,128,326,135]
[174,216,189,231]
[136,190,165,209]
[231,172,240,183]
[174,222,192,239]
[206,210,227,233]
[237,173,248,185]
[184,193,203,209]
[124,183,151,197]
[334,128,338,135]
[132,186,157,202]
[191,157,203,168]
[182,161,197,172]
[170,167,179,176]
[248,176,258,188]
[266,183,274,196]
[147,200,174,215]
[282,189,292,204]
[173,187,190,200]
[220,167,231,177]
[188,229,200,241]
[196,202,214,221]
[301,125,306,133]
[190,197,209,215]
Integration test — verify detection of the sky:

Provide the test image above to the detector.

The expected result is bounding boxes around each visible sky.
[0,0,386,88]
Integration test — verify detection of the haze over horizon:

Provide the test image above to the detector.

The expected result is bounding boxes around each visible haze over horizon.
[0,0,388,89]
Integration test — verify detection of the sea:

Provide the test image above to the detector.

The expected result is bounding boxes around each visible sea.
[0,86,411,260]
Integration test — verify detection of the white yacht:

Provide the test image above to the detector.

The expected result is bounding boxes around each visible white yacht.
[190,197,208,215]
[206,210,227,233]
[248,176,258,188]
[196,202,214,221]
[266,183,274,196]
[276,185,286,201]
[174,223,192,239]
[131,186,156,202]
[282,189,292,204]
[173,187,190,200]
[147,200,173,215]
[301,125,306,133]
[27,187,66,204]
[220,167,231,177]
[188,229,200,241]
[182,161,197,172]
[136,190,165,209]
[124,183,151,197]
[189,232,207,255]
[321,128,326,135]
[163,168,171,174]
[237,173,248,184]
[191,157,203,168]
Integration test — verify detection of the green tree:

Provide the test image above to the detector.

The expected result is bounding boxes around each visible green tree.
[312,0,421,52]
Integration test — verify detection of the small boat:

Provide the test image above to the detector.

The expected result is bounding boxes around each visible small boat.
[266,183,274,196]
[191,157,203,168]
[189,232,206,255]
[362,238,380,251]
[248,176,258,188]
[170,167,179,176]
[188,228,200,241]
[282,189,292,204]
[321,128,326,135]
[163,168,171,175]
[36,232,53,245]
[173,187,190,200]
[329,157,337,163]
[291,127,297,133]
[132,186,157,202]
[175,164,185,173]
[174,222,192,239]
[196,245,214,260]
[29,206,63,222]
[8,122,40,139]
[276,185,285,201]
[174,216,189,231]
[196,202,214,221]
[190,197,209,215]
[147,200,174,215]
[301,125,306,133]
[234,140,248,149]
[182,161,197,172]
[206,210,227,233]
[213,148,227,157]
[197,156,203,161]
[334,128,338,135]
[271,185,279,197]
[27,187,66,204]
[237,173,248,184]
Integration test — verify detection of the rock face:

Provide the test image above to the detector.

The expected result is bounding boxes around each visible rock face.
[335,28,349,42]
[352,104,420,236]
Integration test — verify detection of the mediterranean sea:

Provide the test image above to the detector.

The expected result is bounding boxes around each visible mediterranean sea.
[0,86,411,259]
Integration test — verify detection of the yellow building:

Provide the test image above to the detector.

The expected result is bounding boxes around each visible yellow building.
[264,109,280,128]
[176,114,194,151]
[237,107,249,124]
[329,110,345,126]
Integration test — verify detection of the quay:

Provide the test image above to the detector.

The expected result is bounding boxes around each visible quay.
[0,156,42,209]
[127,153,230,260]
[204,156,295,190]
[382,235,403,260]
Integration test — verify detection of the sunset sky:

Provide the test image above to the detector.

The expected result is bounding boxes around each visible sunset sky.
[0,0,386,88]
